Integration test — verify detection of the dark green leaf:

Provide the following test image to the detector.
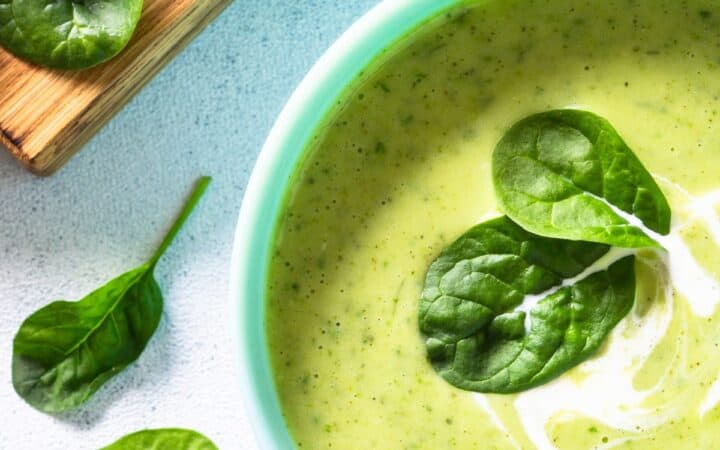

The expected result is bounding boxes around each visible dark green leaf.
[12,176,211,413]
[492,109,671,248]
[420,217,635,393]
[100,429,218,450]
[0,0,143,70]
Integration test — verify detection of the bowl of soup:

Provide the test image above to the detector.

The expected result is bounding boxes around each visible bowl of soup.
[232,0,720,448]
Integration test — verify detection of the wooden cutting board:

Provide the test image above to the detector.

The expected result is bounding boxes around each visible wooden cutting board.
[0,0,231,175]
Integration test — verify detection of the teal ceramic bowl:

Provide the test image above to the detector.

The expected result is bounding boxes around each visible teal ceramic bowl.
[230,1,463,447]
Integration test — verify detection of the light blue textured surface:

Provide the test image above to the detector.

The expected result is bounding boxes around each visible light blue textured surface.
[0,2,377,449]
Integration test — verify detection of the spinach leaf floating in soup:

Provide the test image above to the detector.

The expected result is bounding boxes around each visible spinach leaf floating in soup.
[420,217,635,393]
[12,177,210,413]
[100,429,218,450]
[0,0,143,69]
[492,109,671,248]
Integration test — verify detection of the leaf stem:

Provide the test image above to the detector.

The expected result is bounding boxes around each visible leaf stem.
[149,176,212,267]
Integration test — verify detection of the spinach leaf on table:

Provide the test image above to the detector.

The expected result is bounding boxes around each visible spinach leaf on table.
[0,0,143,69]
[100,428,218,450]
[420,217,635,393]
[492,109,671,248]
[12,176,211,413]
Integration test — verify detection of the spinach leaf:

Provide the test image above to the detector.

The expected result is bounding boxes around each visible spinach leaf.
[492,109,671,248]
[100,429,218,450]
[420,216,635,393]
[12,176,211,413]
[0,0,143,70]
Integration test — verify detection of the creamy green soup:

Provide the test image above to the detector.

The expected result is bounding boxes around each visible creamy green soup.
[266,1,720,448]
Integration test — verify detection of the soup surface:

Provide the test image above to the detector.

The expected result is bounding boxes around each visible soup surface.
[266,1,720,448]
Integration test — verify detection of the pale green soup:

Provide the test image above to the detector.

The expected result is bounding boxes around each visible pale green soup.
[266,1,720,448]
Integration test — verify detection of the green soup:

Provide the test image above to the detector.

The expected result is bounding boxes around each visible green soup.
[266,0,720,448]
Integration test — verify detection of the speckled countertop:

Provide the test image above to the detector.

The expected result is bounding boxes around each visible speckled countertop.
[0,2,377,448]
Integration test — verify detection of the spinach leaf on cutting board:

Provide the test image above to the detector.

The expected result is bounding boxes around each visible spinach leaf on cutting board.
[12,176,211,413]
[492,109,671,248]
[100,428,218,450]
[0,0,143,69]
[419,217,635,393]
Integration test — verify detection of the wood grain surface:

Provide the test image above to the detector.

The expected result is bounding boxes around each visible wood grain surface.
[0,0,231,175]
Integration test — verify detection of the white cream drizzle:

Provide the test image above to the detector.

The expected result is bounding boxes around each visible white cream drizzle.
[509,260,676,450]
[475,178,720,449]
[475,395,524,450]
[591,189,720,317]
[515,247,636,334]
[699,378,720,417]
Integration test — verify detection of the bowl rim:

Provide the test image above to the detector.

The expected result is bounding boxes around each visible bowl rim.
[229,1,461,448]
